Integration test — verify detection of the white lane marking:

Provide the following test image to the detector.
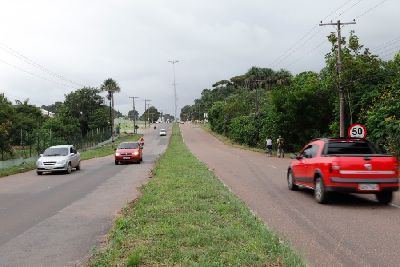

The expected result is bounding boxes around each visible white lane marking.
[269,165,277,169]
[390,203,400,209]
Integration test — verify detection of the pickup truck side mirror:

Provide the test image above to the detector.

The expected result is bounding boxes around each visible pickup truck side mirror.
[290,153,303,160]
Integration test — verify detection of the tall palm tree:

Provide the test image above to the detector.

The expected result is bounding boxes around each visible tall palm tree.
[100,78,121,142]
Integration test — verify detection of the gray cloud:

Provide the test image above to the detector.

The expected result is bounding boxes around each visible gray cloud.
[0,0,398,115]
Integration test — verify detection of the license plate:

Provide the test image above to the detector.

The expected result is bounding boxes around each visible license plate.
[123,157,130,159]
[358,184,379,191]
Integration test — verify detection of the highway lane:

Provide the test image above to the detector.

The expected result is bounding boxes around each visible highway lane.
[0,123,171,266]
[181,123,400,267]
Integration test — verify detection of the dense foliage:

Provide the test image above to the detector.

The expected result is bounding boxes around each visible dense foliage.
[139,106,160,123]
[0,79,122,159]
[183,32,400,156]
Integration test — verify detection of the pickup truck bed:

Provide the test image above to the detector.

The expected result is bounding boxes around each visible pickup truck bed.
[288,138,399,204]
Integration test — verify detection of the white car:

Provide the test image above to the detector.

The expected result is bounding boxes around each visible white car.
[36,145,81,175]
[159,129,167,136]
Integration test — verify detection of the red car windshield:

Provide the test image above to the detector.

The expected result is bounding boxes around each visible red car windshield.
[118,143,139,149]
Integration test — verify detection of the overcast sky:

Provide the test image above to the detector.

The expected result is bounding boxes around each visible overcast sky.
[0,0,398,117]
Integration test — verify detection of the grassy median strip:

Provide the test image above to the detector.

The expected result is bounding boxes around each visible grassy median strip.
[89,125,304,266]
[0,134,142,178]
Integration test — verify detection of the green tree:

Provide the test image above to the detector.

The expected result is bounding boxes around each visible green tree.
[41,101,63,114]
[140,106,160,123]
[63,87,107,135]
[128,109,139,121]
[100,78,121,134]
[0,93,13,159]
[180,105,192,121]
[11,99,44,146]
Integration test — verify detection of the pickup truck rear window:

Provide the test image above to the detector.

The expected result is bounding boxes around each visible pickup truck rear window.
[326,141,378,155]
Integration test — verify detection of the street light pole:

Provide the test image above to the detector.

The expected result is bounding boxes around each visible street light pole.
[129,96,139,133]
[144,99,151,127]
[168,60,179,122]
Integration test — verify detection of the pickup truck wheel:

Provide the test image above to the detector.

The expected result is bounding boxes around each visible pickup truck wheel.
[315,177,329,204]
[375,191,393,204]
[287,170,298,191]
[66,163,72,174]
[36,171,43,175]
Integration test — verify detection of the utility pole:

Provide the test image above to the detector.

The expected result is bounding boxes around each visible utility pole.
[168,60,179,122]
[129,96,139,133]
[319,19,356,137]
[144,99,151,127]
[108,92,113,143]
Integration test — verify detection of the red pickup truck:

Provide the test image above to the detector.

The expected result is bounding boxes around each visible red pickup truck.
[287,138,399,204]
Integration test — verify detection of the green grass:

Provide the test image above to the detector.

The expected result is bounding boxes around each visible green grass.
[89,125,304,266]
[0,134,142,178]
[0,162,37,178]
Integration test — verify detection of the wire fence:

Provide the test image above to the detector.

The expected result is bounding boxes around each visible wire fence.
[1,127,112,161]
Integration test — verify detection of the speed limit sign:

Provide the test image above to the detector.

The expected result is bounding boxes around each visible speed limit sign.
[348,124,367,138]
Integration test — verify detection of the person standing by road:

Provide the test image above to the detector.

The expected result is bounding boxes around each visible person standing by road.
[277,136,285,158]
[266,137,273,156]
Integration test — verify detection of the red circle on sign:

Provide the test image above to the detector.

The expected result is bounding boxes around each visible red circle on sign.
[348,123,367,138]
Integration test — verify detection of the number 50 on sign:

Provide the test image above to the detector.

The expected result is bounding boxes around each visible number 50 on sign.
[348,124,367,138]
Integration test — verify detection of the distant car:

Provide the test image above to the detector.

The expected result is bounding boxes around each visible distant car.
[287,138,399,204]
[36,145,80,175]
[159,129,167,136]
[115,142,143,164]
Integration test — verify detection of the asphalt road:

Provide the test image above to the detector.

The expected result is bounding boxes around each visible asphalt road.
[0,124,171,266]
[181,123,400,267]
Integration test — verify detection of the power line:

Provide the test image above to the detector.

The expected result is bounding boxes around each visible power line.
[337,0,364,17]
[379,48,400,59]
[372,37,400,52]
[283,40,327,69]
[355,0,390,19]
[0,42,86,88]
[321,0,357,21]
[0,57,72,88]
[271,0,362,69]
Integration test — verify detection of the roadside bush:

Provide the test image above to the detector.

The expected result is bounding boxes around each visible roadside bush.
[208,101,225,134]
[228,115,259,146]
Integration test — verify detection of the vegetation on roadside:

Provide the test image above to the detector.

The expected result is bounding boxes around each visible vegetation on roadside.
[0,133,142,178]
[182,32,400,157]
[89,125,304,266]
[0,162,36,178]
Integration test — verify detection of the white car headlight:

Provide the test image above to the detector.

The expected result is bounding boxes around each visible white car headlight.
[37,160,42,165]
[115,152,120,156]
[57,159,67,164]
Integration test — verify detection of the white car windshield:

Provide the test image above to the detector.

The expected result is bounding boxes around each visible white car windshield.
[43,147,69,156]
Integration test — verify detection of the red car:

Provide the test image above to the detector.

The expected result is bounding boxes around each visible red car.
[288,138,399,204]
[115,142,143,165]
